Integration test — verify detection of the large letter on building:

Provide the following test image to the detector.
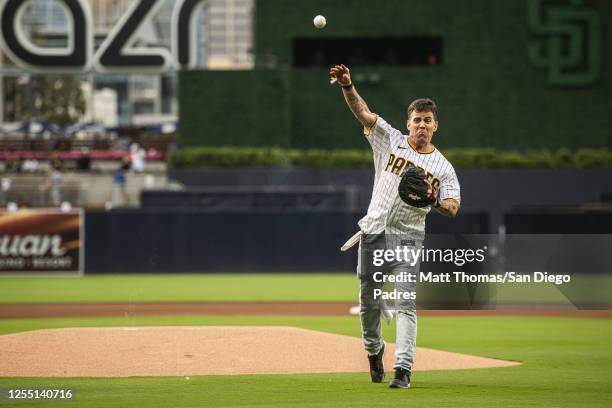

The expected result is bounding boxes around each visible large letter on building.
[94,0,171,72]
[172,0,205,69]
[0,0,92,71]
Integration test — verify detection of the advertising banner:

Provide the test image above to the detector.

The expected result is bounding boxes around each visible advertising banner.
[0,210,83,275]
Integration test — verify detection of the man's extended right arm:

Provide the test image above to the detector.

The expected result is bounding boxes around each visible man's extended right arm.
[330,64,377,131]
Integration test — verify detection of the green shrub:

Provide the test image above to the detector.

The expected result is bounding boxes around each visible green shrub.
[574,149,612,168]
[170,147,612,169]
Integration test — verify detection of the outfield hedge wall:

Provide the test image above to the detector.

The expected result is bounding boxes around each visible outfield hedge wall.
[179,0,612,150]
[170,147,612,169]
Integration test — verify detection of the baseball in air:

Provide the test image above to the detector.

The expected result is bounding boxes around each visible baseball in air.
[313,15,326,29]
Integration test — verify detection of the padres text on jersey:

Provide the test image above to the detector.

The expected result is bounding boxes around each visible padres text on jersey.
[359,116,461,234]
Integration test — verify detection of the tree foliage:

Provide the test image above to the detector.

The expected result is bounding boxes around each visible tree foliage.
[4,74,85,127]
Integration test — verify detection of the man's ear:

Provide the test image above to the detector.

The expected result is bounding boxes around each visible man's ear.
[406,120,410,135]
[433,121,439,133]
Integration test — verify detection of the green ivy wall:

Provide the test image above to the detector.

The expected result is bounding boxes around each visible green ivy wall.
[179,0,611,150]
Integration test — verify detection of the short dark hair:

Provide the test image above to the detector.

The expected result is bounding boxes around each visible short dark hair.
[407,98,438,121]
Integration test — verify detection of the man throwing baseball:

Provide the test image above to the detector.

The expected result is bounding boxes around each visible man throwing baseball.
[331,64,460,388]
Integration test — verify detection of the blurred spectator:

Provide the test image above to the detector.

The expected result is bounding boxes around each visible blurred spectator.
[77,147,92,172]
[130,143,146,173]
[111,155,131,206]
[43,165,62,206]
[50,158,64,205]
[115,137,130,152]
[54,138,71,151]
[0,177,11,206]
[50,152,64,172]
[25,135,37,151]
[5,149,21,173]
[18,196,30,209]
[22,158,40,173]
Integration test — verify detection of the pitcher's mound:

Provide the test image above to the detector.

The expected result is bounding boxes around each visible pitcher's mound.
[0,326,519,377]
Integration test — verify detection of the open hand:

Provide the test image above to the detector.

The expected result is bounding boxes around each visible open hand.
[329,64,351,86]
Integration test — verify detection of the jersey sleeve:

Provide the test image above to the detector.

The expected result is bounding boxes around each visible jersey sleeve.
[363,116,399,153]
[439,165,461,204]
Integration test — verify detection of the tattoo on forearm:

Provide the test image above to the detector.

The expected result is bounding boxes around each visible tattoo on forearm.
[345,90,367,115]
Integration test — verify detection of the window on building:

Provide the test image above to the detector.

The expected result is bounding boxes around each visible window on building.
[293,37,443,67]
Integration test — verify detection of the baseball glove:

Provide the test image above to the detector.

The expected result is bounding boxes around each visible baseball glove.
[398,165,439,208]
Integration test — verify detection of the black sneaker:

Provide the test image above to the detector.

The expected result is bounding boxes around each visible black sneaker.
[367,343,385,383]
[389,368,411,388]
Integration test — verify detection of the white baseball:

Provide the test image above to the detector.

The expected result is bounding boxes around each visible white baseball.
[313,15,326,29]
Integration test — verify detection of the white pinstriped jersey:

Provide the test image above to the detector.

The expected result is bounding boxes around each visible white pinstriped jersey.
[358,116,461,234]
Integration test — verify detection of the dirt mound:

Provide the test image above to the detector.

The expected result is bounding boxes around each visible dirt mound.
[0,326,519,377]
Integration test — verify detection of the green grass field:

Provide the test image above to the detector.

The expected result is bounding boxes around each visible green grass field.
[0,274,357,303]
[1,274,611,407]
[1,274,610,305]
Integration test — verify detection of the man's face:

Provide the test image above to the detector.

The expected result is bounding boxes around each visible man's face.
[407,110,438,146]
